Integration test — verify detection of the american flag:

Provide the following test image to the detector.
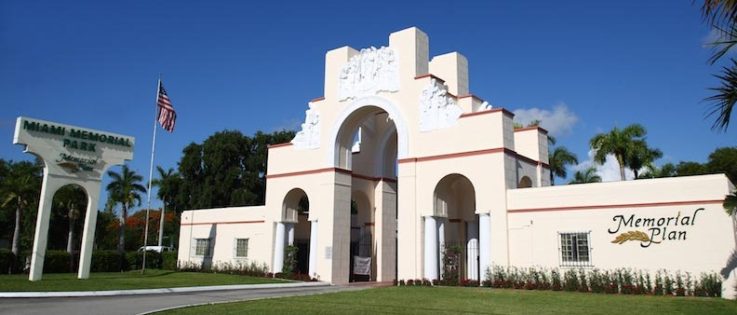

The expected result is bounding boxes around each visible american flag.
[157,80,176,132]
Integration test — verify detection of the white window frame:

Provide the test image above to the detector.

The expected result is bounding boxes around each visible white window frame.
[234,238,249,259]
[558,231,592,267]
[193,238,212,257]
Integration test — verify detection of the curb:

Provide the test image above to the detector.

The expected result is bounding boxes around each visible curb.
[0,281,330,298]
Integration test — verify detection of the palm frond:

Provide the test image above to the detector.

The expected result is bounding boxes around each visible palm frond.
[705,59,737,131]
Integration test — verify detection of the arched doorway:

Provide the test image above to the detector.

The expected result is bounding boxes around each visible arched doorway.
[274,188,310,275]
[334,105,398,282]
[426,174,478,282]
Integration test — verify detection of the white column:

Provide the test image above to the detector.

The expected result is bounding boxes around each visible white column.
[467,219,479,280]
[29,172,54,281]
[77,185,100,279]
[536,164,543,187]
[273,222,286,273]
[287,223,295,246]
[479,213,491,282]
[423,216,438,280]
[437,218,445,277]
[308,220,318,277]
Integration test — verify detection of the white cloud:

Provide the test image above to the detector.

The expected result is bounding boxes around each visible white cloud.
[573,150,635,182]
[513,103,578,137]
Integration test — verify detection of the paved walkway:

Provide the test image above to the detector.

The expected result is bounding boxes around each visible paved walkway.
[0,282,380,315]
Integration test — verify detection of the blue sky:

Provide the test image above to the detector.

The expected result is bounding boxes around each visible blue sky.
[1,1,734,212]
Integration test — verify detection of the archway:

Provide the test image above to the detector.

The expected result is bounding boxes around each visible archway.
[426,174,478,282]
[333,104,398,282]
[44,184,89,272]
[274,188,311,275]
[518,176,532,188]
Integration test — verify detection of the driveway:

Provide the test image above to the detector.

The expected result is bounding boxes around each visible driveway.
[0,284,366,315]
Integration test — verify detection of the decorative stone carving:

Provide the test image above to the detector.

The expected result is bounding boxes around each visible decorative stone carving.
[419,78,462,132]
[292,104,321,149]
[338,46,399,101]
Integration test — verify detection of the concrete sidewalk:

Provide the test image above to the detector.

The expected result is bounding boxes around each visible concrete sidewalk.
[0,281,329,298]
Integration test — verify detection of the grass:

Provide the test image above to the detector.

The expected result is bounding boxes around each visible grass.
[161,286,737,315]
[0,269,287,292]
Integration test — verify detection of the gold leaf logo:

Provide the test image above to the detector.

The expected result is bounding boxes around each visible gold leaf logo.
[611,231,660,245]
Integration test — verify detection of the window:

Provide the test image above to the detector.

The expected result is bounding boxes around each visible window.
[559,232,591,267]
[194,238,211,257]
[235,238,249,258]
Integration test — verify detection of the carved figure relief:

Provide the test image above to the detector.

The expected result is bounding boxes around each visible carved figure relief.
[292,104,321,149]
[338,46,399,100]
[419,78,462,132]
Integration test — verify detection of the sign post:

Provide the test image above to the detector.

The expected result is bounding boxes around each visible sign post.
[13,117,134,280]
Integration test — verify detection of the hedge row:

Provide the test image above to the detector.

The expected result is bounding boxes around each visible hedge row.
[0,250,179,274]
[395,266,723,298]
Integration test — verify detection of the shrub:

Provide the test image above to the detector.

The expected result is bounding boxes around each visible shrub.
[441,244,462,285]
[399,279,406,286]
[43,250,71,273]
[577,269,588,293]
[551,269,562,291]
[90,250,124,272]
[161,251,178,270]
[406,279,414,286]
[589,269,604,293]
[654,270,664,295]
[0,249,19,274]
[563,269,579,292]
[393,279,398,286]
[282,245,298,275]
[675,271,686,297]
[664,271,674,296]
[696,272,722,297]
[126,251,162,270]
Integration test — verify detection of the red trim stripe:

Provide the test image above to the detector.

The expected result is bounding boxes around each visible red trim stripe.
[266,167,397,183]
[508,199,724,213]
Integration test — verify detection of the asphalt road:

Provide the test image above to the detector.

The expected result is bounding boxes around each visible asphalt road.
[0,285,361,315]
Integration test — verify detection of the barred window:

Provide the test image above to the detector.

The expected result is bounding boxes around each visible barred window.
[235,238,249,258]
[195,238,211,257]
[559,232,591,267]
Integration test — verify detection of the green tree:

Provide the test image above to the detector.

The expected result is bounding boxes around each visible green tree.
[724,190,737,216]
[53,185,87,253]
[569,167,602,185]
[706,146,737,182]
[1,161,42,255]
[676,161,709,176]
[548,146,578,185]
[177,130,295,210]
[106,165,146,253]
[627,142,662,179]
[590,124,650,181]
[151,166,181,246]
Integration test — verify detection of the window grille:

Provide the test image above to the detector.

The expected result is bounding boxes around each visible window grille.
[195,238,211,257]
[558,232,592,267]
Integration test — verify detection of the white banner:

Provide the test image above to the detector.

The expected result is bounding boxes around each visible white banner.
[353,256,371,276]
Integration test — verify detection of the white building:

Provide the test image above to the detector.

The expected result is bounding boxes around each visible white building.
[178,27,737,298]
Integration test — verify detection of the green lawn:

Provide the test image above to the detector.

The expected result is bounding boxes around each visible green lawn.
[0,270,287,292]
[161,286,737,315]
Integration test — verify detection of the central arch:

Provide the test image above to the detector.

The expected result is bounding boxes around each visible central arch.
[330,99,400,282]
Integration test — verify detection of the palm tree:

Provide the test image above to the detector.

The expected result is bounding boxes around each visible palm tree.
[549,146,578,185]
[1,161,42,256]
[106,165,146,253]
[590,124,647,181]
[54,185,86,254]
[151,166,180,246]
[569,167,602,185]
[626,141,663,179]
[702,1,737,131]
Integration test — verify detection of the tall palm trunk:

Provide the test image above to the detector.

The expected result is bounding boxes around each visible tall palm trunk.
[66,216,75,254]
[118,204,128,253]
[12,203,21,256]
[616,155,626,181]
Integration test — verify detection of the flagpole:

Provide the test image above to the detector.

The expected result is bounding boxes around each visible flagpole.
[142,75,161,274]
